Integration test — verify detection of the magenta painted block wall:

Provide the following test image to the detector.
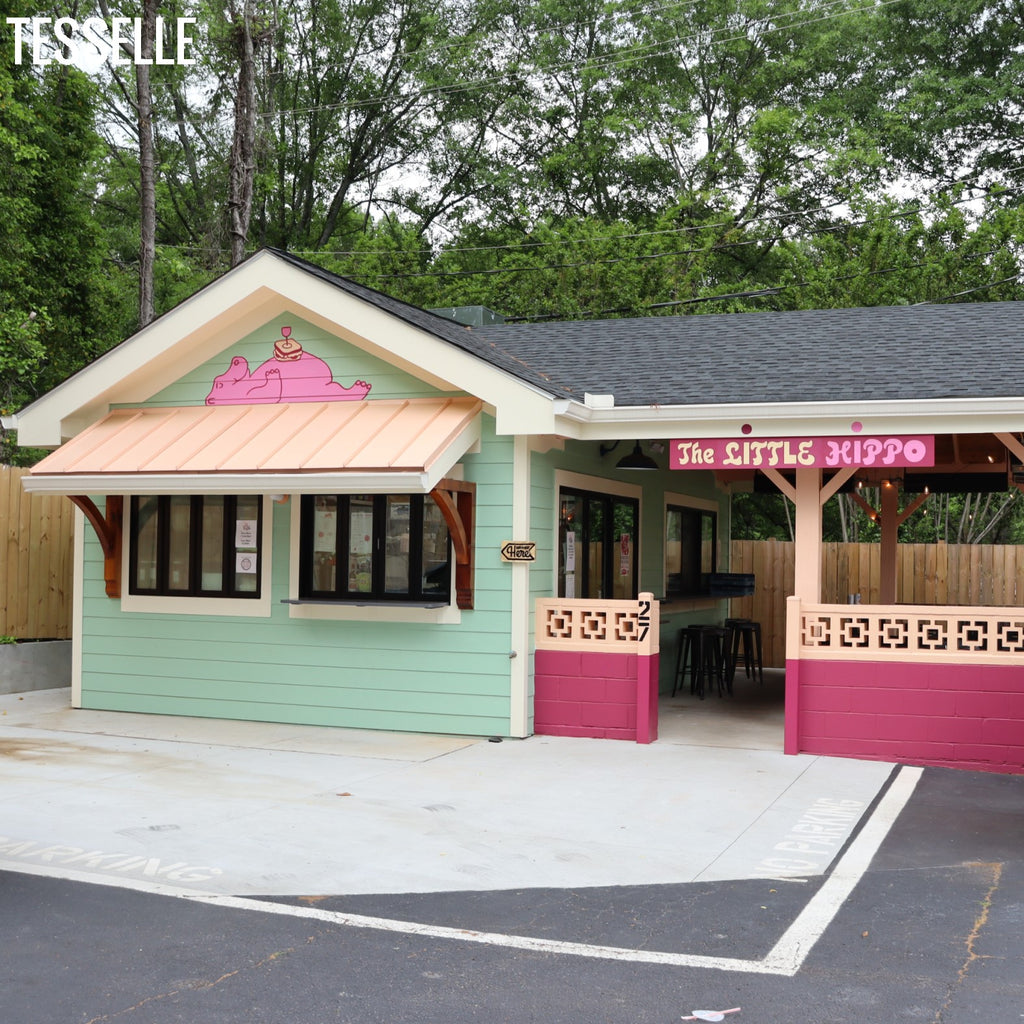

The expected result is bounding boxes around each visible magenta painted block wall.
[534,649,659,743]
[794,658,1024,773]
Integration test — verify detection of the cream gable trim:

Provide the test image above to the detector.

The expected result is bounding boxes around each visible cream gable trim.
[14,251,556,446]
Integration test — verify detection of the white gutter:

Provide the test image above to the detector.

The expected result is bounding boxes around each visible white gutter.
[549,396,1024,440]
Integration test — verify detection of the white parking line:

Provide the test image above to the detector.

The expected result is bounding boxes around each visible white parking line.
[1,764,921,976]
[184,765,924,976]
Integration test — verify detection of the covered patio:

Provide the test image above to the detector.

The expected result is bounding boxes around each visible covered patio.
[744,430,1024,773]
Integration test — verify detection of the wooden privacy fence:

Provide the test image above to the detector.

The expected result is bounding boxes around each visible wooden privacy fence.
[728,540,1024,668]
[1,465,74,639]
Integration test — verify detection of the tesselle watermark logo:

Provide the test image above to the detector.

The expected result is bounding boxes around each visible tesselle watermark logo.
[7,16,197,67]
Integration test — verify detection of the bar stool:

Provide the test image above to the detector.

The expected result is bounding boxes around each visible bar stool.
[673,625,730,699]
[725,617,764,685]
[699,624,730,698]
[672,626,700,697]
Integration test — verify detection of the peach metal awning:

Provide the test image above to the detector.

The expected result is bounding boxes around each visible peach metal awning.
[23,397,483,495]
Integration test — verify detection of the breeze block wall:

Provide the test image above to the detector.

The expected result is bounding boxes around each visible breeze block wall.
[533,595,659,743]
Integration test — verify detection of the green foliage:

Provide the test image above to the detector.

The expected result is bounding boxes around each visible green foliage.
[6,0,1024,490]
[1,5,136,462]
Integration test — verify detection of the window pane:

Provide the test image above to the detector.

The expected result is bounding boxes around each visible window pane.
[665,508,683,597]
[421,499,449,596]
[134,496,160,591]
[234,495,260,593]
[611,499,636,600]
[200,496,225,592]
[167,496,192,591]
[312,495,338,593]
[348,496,374,593]
[384,496,411,594]
[586,497,605,598]
[559,493,581,598]
[665,505,717,597]
[700,512,716,575]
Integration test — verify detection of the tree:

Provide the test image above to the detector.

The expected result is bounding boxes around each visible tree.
[874,0,1024,191]
[0,5,124,461]
[225,0,258,267]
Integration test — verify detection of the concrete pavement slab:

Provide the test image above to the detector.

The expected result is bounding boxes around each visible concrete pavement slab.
[1,687,896,897]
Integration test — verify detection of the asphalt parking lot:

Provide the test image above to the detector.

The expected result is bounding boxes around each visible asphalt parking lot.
[2,688,1023,1023]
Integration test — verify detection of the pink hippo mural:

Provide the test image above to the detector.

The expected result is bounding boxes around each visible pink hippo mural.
[205,327,372,405]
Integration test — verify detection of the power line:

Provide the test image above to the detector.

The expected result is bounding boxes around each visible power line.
[502,247,1023,321]
[278,175,1022,265]
[272,0,905,119]
[137,0,903,131]
[149,174,1023,281]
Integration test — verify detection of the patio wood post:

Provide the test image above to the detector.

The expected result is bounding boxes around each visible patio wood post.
[879,480,900,604]
[793,468,823,603]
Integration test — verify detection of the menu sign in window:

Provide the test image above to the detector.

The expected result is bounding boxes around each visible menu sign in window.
[670,435,934,470]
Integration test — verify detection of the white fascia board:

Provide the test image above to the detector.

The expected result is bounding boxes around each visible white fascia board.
[14,251,559,445]
[554,396,1024,440]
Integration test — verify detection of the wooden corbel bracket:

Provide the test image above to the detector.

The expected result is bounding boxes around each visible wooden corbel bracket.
[430,478,476,610]
[68,495,123,598]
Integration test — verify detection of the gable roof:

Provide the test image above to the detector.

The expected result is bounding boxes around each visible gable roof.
[240,253,1024,414]
[8,248,559,446]
[8,247,1024,448]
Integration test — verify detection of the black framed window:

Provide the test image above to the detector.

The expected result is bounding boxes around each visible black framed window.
[558,487,639,599]
[299,494,451,603]
[665,504,717,598]
[129,495,262,598]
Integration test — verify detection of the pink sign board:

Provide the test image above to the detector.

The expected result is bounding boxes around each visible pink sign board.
[670,435,935,470]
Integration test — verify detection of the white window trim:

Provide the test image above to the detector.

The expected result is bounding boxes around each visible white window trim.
[120,495,274,617]
[553,469,643,597]
[286,494,462,624]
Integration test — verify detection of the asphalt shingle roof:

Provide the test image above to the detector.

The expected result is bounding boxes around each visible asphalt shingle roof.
[270,251,1024,408]
[480,303,1024,406]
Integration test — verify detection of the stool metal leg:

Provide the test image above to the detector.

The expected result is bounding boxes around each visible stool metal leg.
[752,622,764,685]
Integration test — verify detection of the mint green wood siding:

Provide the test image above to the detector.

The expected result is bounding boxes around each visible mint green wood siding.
[78,311,520,737]
[79,418,517,735]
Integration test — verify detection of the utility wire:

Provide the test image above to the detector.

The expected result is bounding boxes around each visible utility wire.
[503,250,1024,321]
[295,178,1024,264]
[269,0,905,118]
[129,0,903,130]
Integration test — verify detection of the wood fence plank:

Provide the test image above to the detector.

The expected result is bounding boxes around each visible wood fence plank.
[0,467,73,639]
[54,496,72,638]
[16,478,32,637]
[935,542,948,604]
[0,468,10,635]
